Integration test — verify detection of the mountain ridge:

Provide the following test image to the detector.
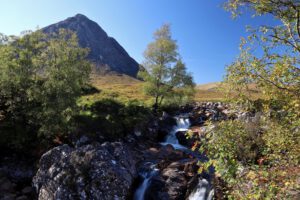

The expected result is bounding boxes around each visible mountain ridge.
[42,14,139,77]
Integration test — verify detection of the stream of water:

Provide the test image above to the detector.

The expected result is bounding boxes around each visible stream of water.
[160,115,191,150]
[133,163,158,200]
[134,114,214,200]
[188,178,214,200]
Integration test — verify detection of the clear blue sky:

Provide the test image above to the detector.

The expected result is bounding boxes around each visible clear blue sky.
[0,0,275,84]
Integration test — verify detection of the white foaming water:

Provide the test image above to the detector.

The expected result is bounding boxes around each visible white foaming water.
[134,165,158,200]
[161,115,191,150]
[188,179,214,200]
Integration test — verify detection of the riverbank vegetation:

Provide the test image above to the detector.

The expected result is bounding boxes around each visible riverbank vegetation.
[0,30,91,150]
[197,1,300,199]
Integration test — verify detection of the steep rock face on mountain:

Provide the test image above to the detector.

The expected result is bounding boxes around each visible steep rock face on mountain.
[43,14,139,77]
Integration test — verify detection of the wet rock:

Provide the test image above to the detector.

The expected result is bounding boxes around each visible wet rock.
[145,175,169,200]
[143,144,184,162]
[0,158,35,183]
[162,166,187,200]
[33,142,137,200]
[0,167,35,200]
[157,117,177,142]
[21,186,33,195]
[16,195,29,200]
[189,102,231,125]
[157,145,185,161]
[146,159,198,200]
[175,131,188,146]
[74,135,90,147]
[0,177,16,193]
[175,131,198,148]
[1,193,17,200]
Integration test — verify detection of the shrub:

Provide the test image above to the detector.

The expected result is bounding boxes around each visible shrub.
[199,116,300,199]
[0,29,91,150]
[76,99,152,140]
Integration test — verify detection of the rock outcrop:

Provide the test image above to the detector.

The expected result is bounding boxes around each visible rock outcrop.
[33,142,137,200]
[32,102,251,200]
[43,14,140,77]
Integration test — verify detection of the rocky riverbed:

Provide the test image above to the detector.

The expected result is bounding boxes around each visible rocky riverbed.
[0,102,252,200]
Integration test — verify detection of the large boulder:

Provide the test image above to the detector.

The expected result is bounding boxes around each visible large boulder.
[33,142,137,200]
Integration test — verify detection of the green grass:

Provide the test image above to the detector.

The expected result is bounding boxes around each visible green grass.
[78,74,152,107]
[78,74,235,107]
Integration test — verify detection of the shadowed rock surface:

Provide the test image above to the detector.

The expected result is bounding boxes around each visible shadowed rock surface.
[43,14,139,77]
[33,142,137,200]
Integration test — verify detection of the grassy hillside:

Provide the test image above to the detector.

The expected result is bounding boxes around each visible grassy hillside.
[78,74,150,107]
[78,74,227,107]
[195,82,225,102]
[196,82,221,90]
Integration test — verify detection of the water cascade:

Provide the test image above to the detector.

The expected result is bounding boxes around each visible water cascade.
[161,115,191,150]
[133,164,158,200]
[134,114,214,200]
[188,178,214,200]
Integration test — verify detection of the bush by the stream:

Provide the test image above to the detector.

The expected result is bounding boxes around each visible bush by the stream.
[199,114,300,199]
[76,99,152,140]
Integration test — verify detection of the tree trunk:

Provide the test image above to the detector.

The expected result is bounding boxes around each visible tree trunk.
[153,94,159,113]
[158,96,164,107]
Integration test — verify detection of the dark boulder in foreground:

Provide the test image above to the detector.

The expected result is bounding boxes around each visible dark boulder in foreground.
[33,142,137,200]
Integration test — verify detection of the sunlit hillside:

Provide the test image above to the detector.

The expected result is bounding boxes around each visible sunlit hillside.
[78,74,150,106]
[78,75,227,107]
[196,82,221,91]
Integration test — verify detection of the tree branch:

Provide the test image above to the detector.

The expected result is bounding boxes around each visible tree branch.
[297,9,300,39]
[255,72,300,97]
[270,34,300,52]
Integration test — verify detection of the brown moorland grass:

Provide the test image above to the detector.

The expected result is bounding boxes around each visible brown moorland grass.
[78,74,151,106]
[78,74,261,106]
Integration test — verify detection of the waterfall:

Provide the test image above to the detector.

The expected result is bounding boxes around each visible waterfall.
[133,164,158,200]
[135,113,214,200]
[188,178,214,200]
[161,115,191,150]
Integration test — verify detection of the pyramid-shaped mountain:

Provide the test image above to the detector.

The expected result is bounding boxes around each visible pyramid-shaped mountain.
[43,14,139,77]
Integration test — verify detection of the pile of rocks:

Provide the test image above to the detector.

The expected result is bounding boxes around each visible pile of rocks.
[0,174,35,200]
[134,144,201,200]
[0,156,36,200]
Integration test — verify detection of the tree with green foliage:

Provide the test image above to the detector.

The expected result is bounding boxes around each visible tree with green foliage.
[195,1,300,199]
[223,1,300,156]
[224,0,300,104]
[0,29,91,148]
[139,24,195,111]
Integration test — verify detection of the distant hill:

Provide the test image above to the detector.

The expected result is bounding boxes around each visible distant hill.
[195,81,261,102]
[196,82,221,91]
[43,14,139,77]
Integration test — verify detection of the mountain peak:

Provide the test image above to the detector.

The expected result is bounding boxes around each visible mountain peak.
[42,15,139,77]
[74,13,88,19]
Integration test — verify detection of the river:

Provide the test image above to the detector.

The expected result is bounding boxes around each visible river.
[134,114,214,200]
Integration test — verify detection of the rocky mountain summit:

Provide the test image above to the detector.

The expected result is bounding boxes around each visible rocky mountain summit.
[43,14,139,77]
